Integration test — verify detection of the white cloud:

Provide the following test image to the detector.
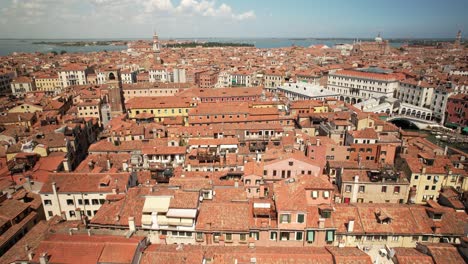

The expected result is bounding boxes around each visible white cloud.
[173,0,255,20]
[0,0,256,37]
[142,0,174,13]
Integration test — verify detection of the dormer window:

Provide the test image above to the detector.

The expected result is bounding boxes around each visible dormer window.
[319,208,332,219]
[433,213,442,220]
[375,210,392,224]
[99,176,111,187]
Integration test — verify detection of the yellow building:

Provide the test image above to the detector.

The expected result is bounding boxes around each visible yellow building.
[126,96,196,124]
[290,100,329,116]
[8,103,43,113]
[402,155,467,204]
[35,74,62,93]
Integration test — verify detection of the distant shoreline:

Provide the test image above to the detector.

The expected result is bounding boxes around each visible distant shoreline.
[32,40,127,46]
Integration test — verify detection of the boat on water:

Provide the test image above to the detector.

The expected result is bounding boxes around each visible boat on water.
[435,135,441,139]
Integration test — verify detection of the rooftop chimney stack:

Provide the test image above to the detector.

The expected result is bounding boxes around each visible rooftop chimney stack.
[347,218,355,232]
[39,253,48,264]
[128,216,136,232]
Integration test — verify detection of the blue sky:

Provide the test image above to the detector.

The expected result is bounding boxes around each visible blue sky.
[0,0,466,39]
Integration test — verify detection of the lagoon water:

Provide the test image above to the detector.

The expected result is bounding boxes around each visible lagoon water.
[0,38,405,56]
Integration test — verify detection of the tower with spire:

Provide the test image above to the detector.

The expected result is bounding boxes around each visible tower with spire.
[153,31,161,64]
[454,30,462,48]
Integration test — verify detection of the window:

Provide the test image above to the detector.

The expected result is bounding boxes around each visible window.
[44,199,52,206]
[78,199,83,205]
[307,230,315,242]
[92,199,99,205]
[359,186,365,193]
[326,230,334,242]
[296,232,303,241]
[249,232,259,240]
[280,232,290,241]
[323,191,330,198]
[392,236,399,242]
[414,175,419,180]
[270,232,277,240]
[69,210,76,218]
[297,214,305,223]
[431,185,436,190]
[412,236,419,242]
[427,176,432,180]
[273,170,277,176]
[66,199,74,205]
[422,235,429,242]
[48,211,53,217]
[214,233,221,242]
[345,185,352,192]
[196,232,203,240]
[240,234,247,241]
[394,186,401,194]
[99,199,105,204]
[263,170,267,176]
[225,233,232,241]
[312,191,318,199]
[280,214,291,223]
[84,199,90,205]
[381,186,387,193]
[425,186,429,190]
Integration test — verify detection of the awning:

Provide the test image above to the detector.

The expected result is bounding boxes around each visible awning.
[445,122,459,128]
[141,214,152,225]
[143,196,171,213]
[166,208,197,218]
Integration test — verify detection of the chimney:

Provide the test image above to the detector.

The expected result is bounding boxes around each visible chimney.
[421,166,426,174]
[52,182,58,196]
[444,145,448,156]
[39,253,48,264]
[122,160,129,172]
[318,218,325,228]
[28,251,34,261]
[128,216,136,232]
[234,180,239,188]
[354,175,359,183]
[347,218,355,232]
[87,229,92,236]
[316,138,320,146]
[88,160,95,170]
[62,158,70,172]
[25,176,32,191]
[106,159,112,170]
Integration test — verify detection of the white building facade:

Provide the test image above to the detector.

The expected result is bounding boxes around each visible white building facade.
[327,69,400,104]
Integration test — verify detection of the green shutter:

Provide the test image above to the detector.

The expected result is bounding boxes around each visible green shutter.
[307,230,315,242]
[298,214,304,223]
[326,230,334,242]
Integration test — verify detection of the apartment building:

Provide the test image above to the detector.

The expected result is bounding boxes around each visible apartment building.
[34,73,62,93]
[126,96,196,123]
[336,169,410,204]
[397,79,435,108]
[122,82,189,102]
[402,154,468,204]
[327,68,401,103]
[0,70,16,95]
[58,64,88,87]
[40,172,136,220]
[10,76,36,97]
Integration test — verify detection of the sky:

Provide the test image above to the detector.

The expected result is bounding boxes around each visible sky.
[0,0,466,39]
